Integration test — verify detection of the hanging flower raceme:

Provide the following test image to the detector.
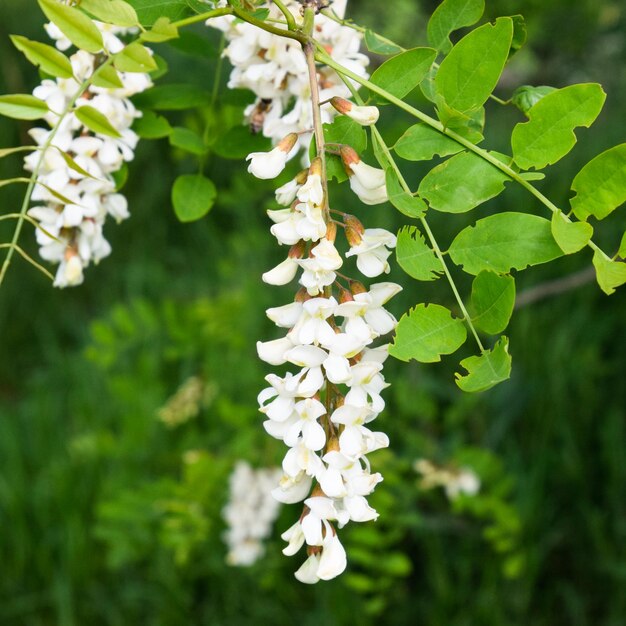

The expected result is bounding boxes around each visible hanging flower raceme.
[207,0,369,159]
[251,133,400,582]
[222,461,283,566]
[24,22,152,288]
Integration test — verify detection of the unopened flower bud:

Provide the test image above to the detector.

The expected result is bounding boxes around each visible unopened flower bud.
[338,287,354,304]
[340,145,360,169]
[289,240,306,259]
[325,221,337,242]
[294,287,310,302]
[330,97,379,126]
[350,280,367,295]
[309,157,323,177]
[344,215,365,247]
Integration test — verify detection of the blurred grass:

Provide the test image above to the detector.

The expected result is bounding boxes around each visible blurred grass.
[0,0,625,624]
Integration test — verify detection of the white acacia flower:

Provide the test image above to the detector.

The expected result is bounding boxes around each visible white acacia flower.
[262,257,299,285]
[346,229,397,277]
[247,133,298,179]
[297,239,343,295]
[330,97,379,126]
[272,472,313,504]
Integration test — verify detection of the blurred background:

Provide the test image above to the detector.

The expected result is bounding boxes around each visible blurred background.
[0,0,625,624]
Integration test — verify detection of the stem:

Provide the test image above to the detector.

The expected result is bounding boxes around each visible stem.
[303,36,330,217]
[272,0,296,30]
[172,7,233,28]
[0,244,54,280]
[227,1,307,43]
[317,48,611,261]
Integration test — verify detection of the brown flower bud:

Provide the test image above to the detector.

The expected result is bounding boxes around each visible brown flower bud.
[325,221,337,242]
[294,287,310,303]
[338,287,354,304]
[288,240,306,259]
[277,132,299,154]
[340,145,360,169]
[309,156,323,177]
[350,280,367,295]
[329,96,353,115]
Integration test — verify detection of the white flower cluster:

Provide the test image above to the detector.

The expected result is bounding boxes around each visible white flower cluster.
[253,144,400,582]
[25,22,152,287]
[208,0,369,157]
[222,461,283,566]
[415,459,481,501]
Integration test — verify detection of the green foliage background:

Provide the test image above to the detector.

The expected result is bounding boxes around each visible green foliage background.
[0,0,625,624]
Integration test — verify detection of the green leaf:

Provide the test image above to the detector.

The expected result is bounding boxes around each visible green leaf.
[53,146,100,179]
[132,84,209,110]
[511,83,606,170]
[364,30,404,56]
[212,126,271,160]
[570,144,626,221]
[436,101,484,143]
[114,42,157,73]
[619,232,626,259]
[75,105,122,138]
[427,0,484,54]
[435,18,513,113]
[592,251,626,295]
[320,116,367,183]
[91,65,125,89]
[169,127,207,155]
[0,94,48,120]
[385,170,427,218]
[396,225,442,281]
[551,212,593,254]
[0,145,38,159]
[38,0,103,53]
[370,48,437,100]
[509,15,527,57]
[389,303,467,363]
[470,271,515,334]
[133,111,173,139]
[456,337,511,392]
[125,0,191,25]
[10,35,73,79]
[419,151,509,213]
[510,85,556,115]
[394,123,462,161]
[140,17,180,42]
[448,212,563,275]
[171,174,216,222]
[79,0,139,27]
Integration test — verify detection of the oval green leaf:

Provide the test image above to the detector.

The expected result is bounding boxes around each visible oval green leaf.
[38,0,103,53]
[172,174,217,223]
[396,226,442,281]
[435,17,513,113]
[470,271,515,335]
[0,94,49,120]
[570,144,626,222]
[364,30,403,56]
[427,0,485,54]
[114,42,157,73]
[80,0,139,27]
[455,336,511,392]
[551,212,593,254]
[75,105,122,138]
[169,127,207,155]
[448,212,563,275]
[385,170,427,218]
[133,111,173,139]
[389,303,467,363]
[511,85,556,115]
[419,151,510,213]
[394,123,462,162]
[592,250,626,295]
[370,47,437,100]
[511,83,606,170]
[10,35,73,79]
[91,65,125,89]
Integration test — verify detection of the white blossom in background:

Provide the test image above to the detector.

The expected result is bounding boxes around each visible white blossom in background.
[25,22,152,288]
[414,459,481,501]
[222,462,283,566]
[251,130,400,581]
[208,0,369,159]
